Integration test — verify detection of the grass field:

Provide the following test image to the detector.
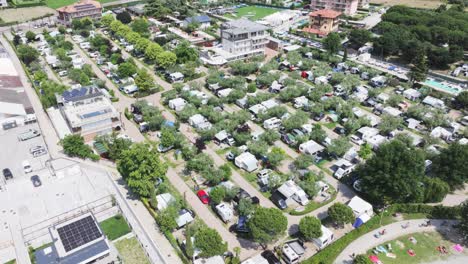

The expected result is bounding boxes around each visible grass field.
[99,215,131,241]
[224,6,280,21]
[365,232,460,264]
[115,237,151,264]
[45,0,119,9]
[370,0,444,9]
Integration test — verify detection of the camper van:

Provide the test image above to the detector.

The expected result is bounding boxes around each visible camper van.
[263,117,282,130]
[167,72,184,83]
[215,203,233,223]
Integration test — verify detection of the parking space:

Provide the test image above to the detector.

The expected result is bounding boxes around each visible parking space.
[0,123,50,187]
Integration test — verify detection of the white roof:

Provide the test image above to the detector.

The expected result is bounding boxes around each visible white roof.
[235,152,258,169]
[283,44,301,52]
[156,193,176,211]
[0,102,26,116]
[241,254,269,264]
[217,88,232,97]
[170,72,184,78]
[261,99,279,109]
[357,127,379,138]
[403,88,421,98]
[249,104,267,115]
[214,130,229,141]
[193,256,225,264]
[299,140,324,155]
[422,96,445,108]
[176,211,194,228]
[347,196,373,217]
[189,114,206,125]
[317,225,333,242]
[169,97,186,107]
[383,106,402,117]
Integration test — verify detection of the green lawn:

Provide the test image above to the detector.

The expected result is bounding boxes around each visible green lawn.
[99,215,131,241]
[115,237,151,264]
[365,232,457,264]
[224,6,280,21]
[46,0,118,9]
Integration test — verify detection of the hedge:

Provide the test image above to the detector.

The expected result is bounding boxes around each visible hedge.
[390,203,461,220]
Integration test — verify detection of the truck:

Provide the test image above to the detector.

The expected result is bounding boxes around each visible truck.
[18,129,41,141]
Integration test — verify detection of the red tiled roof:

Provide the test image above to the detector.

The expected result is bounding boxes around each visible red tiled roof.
[57,0,101,13]
[309,9,342,19]
[302,27,328,36]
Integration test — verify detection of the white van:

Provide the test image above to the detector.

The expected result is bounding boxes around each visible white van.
[263,117,282,130]
[22,160,32,173]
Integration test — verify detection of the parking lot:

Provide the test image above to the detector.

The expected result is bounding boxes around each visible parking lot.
[0,123,50,189]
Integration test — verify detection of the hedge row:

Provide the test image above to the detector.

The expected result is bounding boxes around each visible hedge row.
[390,203,461,220]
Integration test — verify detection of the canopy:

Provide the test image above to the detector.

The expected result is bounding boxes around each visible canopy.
[454,244,463,252]
[353,213,371,229]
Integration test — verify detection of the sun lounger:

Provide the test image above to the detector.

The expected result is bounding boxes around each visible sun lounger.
[377,245,388,254]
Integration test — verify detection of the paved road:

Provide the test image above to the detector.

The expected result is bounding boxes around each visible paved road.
[335,219,459,264]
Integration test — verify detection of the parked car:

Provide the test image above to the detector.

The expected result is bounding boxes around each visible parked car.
[22,160,32,173]
[18,129,41,141]
[261,250,281,264]
[197,190,210,204]
[350,135,364,145]
[226,152,235,161]
[30,146,47,157]
[30,175,42,187]
[133,114,144,123]
[333,127,346,135]
[2,168,13,180]
[312,112,324,121]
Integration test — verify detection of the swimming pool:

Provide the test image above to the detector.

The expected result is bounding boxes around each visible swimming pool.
[423,79,462,95]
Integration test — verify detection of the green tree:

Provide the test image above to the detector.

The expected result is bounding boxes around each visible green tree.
[327,137,352,157]
[328,203,355,228]
[408,52,429,83]
[349,29,372,47]
[174,41,198,63]
[323,33,341,54]
[116,11,132,24]
[432,143,468,190]
[17,44,39,65]
[378,114,403,136]
[309,124,327,143]
[131,18,149,35]
[454,91,468,110]
[194,227,228,258]
[156,206,178,232]
[358,143,373,159]
[248,207,288,246]
[144,0,170,18]
[266,147,286,168]
[293,154,314,170]
[299,216,322,240]
[95,133,133,161]
[156,51,177,69]
[25,31,36,42]
[117,61,138,78]
[160,128,176,148]
[459,200,468,244]
[135,69,154,93]
[210,186,226,205]
[282,110,308,131]
[71,19,83,30]
[38,81,68,108]
[185,225,194,258]
[13,34,21,46]
[357,140,426,204]
[61,135,99,160]
[136,37,151,52]
[117,143,168,197]
[354,254,372,264]
[101,14,115,27]
[423,177,450,203]
[145,43,164,61]
[238,198,256,216]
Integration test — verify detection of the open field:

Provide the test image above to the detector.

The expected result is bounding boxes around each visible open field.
[371,0,444,9]
[0,6,55,23]
[99,215,131,241]
[45,0,119,9]
[224,5,280,20]
[365,232,466,264]
[115,237,151,264]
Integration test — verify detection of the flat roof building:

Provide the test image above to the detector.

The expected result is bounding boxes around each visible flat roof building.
[310,0,359,16]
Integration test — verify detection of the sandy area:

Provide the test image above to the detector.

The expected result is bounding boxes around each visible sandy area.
[0,6,56,23]
[371,0,444,9]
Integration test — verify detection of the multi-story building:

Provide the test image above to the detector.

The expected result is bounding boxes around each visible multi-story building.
[56,86,121,141]
[358,0,370,8]
[310,0,359,16]
[0,0,8,8]
[56,0,102,26]
[220,19,269,61]
[303,9,341,36]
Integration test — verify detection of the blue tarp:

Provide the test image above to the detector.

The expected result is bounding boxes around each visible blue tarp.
[353,217,364,229]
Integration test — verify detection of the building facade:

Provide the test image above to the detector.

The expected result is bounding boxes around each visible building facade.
[221,19,269,61]
[0,0,7,8]
[310,0,359,16]
[304,9,341,36]
[56,86,121,142]
[56,0,102,26]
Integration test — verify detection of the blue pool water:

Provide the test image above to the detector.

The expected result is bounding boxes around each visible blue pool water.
[423,79,462,95]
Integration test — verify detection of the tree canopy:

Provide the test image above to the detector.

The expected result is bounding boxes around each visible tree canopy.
[299,216,322,240]
[432,143,468,190]
[117,143,168,197]
[323,33,341,54]
[61,135,99,161]
[247,207,288,246]
[357,140,426,204]
[194,227,228,258]
[328,203,355,227]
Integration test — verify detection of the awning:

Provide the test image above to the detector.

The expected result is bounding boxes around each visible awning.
[353,213,371,229]
[93,142,108,155]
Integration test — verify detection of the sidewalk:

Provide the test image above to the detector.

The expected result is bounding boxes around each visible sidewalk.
[335,219,459,264]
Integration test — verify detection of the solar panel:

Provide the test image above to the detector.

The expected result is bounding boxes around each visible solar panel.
[63,91,71,100]
[79,87,88,97]
[75,4,96,10]
[57,216,102,252]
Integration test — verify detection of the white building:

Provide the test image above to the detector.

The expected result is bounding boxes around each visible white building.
[56,86,121,142]
[347,196,373,218]
[235,152,258,172]
[188,114,212,130]
[277,180,309,206]
[263,117,282,130]
[219,19,269,61]
[168,98,187,111]
[215,202,234,222]
[156,193,176,211]
[403,88,421,101]
[422,96,445,110]
[241,254,269,264]
[356,127,379,141]
[312,225,334,249]
[0,0,7,7]
[299,140,325,156]
[382,106,402,117]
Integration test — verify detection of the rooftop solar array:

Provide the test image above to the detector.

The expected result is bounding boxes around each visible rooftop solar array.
[75,4,96,10]
[62,87,88,101]
[57,216,102,252]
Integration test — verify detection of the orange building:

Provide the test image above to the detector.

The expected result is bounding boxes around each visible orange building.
[303,9,341,36]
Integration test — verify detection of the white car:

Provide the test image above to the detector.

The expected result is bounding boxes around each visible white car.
[22,160,32,173]
[350,135,365,145]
